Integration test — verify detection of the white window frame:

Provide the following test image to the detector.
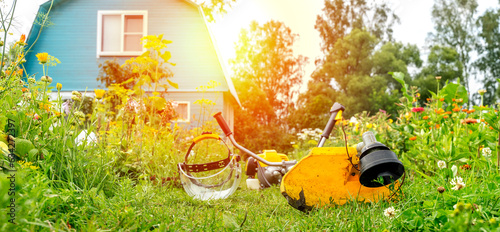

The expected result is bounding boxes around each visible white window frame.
[173,101,190,122]
[96,10,148,58]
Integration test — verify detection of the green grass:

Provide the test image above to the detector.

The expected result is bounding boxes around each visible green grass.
[2,164,500,231]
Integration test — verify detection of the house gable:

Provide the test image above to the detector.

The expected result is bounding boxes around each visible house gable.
[25,0,240,106]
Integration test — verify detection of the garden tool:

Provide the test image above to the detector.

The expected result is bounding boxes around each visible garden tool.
[211,102,404,211]
[245,150,290,189]
[177,132,242,200]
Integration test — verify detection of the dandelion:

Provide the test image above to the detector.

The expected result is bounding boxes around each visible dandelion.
[383,206,397,218]
[57,83,62,91]
[36,53,49,64]
[94,89,105,99]
[437,160,446,169]
[482,147,492,158]
[411,107,424,113]
[450,177,466,190]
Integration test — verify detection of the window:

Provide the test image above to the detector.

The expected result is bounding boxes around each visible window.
[97,10,148,57]
[173,101,190,122]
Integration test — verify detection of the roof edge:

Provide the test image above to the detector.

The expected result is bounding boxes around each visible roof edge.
[194,4,242,107]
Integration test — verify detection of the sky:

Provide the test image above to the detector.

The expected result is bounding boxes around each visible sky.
[5,0,500,93]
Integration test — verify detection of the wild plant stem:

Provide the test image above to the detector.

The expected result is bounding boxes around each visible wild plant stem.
[0,0,17,72]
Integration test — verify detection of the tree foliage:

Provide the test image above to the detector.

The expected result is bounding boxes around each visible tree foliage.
[231,20,307,152]
[475,8,500,105]
[198,0,237,22]
[97,59,137,89]
[232,20,308,122]
[430,0,479,103]
[290,0,417,129]
[413,45,464,104]
[314,0,399,53]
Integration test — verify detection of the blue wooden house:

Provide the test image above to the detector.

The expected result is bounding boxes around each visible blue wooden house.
[24,0,240,130]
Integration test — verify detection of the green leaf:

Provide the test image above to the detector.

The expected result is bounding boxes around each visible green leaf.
[161,51,171,62]
[413,169,440,186]
[441,81,468,104]
[121,78,135,85]
[167,79,178,89]
[390,72,411,101]
[423,200,434,208]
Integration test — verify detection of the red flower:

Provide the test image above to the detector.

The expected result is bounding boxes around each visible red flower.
[409,136,417,141]
[412,107,424,113]
[34,113,40,120]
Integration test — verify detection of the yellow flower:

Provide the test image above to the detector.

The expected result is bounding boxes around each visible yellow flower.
[56,83,62,91]
[94,89,105,99]
[478,89,487,96]
[36,52,49,64]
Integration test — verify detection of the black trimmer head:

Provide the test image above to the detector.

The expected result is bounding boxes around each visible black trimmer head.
[357,132,405,187]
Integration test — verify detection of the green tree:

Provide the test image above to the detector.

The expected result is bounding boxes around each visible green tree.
[475,8,500,105]
[372,42,422,89]
[314,0,399,53]
[231,20,307,122]
[290,0,405,130]
[430,0,479,106]
[97,59,137,89]
[231,20,307,152]
[196,0,237,22]
[414,45,464,104]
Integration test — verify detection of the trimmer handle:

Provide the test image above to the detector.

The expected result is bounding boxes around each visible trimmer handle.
[213,112,232,136]
[318,102,345,147]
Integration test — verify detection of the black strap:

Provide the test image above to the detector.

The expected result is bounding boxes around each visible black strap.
[182,132,231,172]
[179,157,231,173]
